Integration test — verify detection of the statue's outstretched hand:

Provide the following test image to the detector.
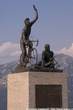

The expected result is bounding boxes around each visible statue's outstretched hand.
[33,5,38,12]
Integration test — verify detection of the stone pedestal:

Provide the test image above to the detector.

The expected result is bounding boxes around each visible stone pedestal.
[7,72,68,110]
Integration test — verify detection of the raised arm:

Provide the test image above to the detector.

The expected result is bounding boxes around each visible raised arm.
[30,5,38,26]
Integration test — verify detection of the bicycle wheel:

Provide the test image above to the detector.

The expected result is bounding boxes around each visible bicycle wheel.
[20,53,29,66]
[29,48,38,65]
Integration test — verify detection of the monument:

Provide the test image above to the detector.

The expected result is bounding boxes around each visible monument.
[7,5,68,110]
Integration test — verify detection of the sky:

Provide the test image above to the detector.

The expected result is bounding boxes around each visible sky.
[0,0,73,64]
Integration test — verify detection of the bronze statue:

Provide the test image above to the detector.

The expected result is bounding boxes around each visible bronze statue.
[20,5,38,66]
[42,44,55,69]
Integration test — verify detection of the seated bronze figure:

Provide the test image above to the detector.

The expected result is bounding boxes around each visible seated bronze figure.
[42,44,55,69]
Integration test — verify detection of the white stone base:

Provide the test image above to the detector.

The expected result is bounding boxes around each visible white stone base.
[7,72,68,110]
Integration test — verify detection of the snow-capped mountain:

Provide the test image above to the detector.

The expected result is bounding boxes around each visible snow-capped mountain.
[55,54,73,108]
[0,61,18,75]
[0,54,73,109]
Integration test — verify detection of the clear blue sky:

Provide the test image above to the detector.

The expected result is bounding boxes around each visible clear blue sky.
[0,0,73,52]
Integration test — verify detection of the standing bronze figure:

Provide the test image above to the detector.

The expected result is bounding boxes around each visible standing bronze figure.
[20,5,38,66]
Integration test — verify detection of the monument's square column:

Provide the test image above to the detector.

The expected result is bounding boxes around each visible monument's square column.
[7,72,29,110]
[7,71,68,110]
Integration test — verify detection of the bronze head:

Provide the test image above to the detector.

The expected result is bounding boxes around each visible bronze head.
[24,18,30,25]
[45,44,50,51]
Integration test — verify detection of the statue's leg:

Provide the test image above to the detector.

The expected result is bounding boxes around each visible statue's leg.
[20,41,26,66]
[28,41,33,58]
[20,41,26,54]
[20,53,26,66]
